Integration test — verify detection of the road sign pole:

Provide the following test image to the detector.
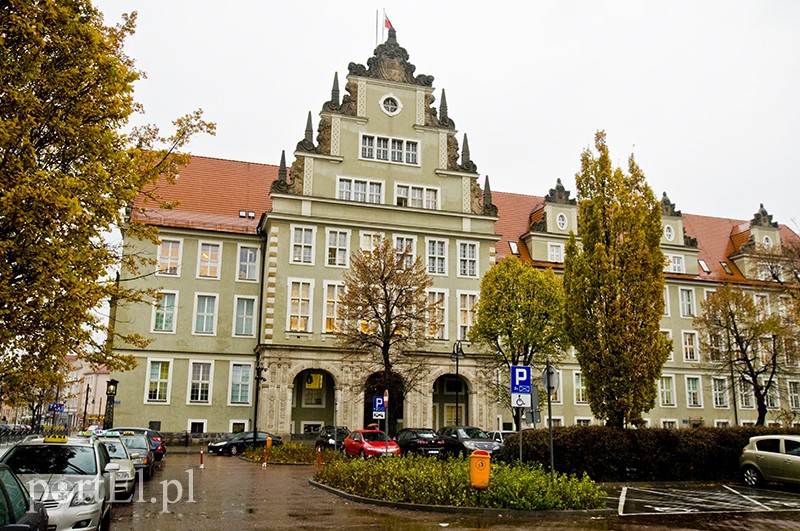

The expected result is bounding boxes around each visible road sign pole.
[546,362,555,480]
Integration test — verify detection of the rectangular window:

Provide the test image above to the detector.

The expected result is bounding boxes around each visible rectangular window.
[763,379,779,409]
[426,239,447,275]
[424,188,437,209]
[712,377,728,408]
[391,139,403,162]
[326,229,349,267]
[194,294,217,335]
[659,375,675,407]
[682,331,698,361]
[324,282,343,333]
[665,255,685,273]
[291,226,315,264]
[368,182,381,203]
[661,330,674,361]
[458,242,478,277]
[360,231,382,254]
[157,239,181,276]
[548,243,564,263]
[708,333,723,362]
[153,292,177,333]
[338,178,352,200]
[426,290,446,339]
[663,286,670,316]
[189,362,212,404]
[229,363,251,404]
[396,184,438,210]
[376,137,389,160]
[395,236,415,269]
[354,180,367,202]
[361,135,374,158]
[234,296,256,337]
[789,381,800,410]
[754,294,770,318]
[686,376,702,407]
[237,245,259,281]
[289,279,312,332]
[739,380,755,408]
[458,292,478,340]
[662,420,677,429]
[574,372,587,404]
[147,360,171,403]
[679,288,695,317]
[198,242,221,278]
[405,141,418,164]
[338,177,382,204]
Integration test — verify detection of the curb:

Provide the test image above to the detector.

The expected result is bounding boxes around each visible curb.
[308,479,613,519]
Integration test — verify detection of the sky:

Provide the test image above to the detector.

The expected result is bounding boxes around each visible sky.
[94,1,799,228]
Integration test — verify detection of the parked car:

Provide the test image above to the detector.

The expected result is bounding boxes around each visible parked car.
[110,427,167,461]
[393,428,446,456]
[488,430,517,449]
[97,435,138,500]
[0,434,119,531]
[116,432,155,480]
[0,463,48,530]
[437,426,501,457]
[314,426,350,451]
[342,430,400,458]
[208,431,283,456]
[739,434,800,487]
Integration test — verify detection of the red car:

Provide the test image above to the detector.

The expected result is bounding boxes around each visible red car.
[343,429,400,458]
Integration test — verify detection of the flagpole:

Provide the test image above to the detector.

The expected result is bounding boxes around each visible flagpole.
[375,10,378,47]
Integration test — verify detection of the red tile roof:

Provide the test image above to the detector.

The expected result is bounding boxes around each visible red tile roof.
[492,191,542,261]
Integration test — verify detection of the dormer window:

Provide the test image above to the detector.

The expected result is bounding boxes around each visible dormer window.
[556,213,567,230]
[664,225,674,242]
[763,235,772,249]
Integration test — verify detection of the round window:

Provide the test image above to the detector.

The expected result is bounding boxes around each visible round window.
[664,225,674,241]
[380,95,402,116]
[556,213,567,230]
[763,235,772,249]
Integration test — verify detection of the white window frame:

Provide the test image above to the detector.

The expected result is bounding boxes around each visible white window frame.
[711,377,729,409]
[395,183,440,210]
[229,419,249,432]
[663,225,675,242]
[574,417,593,426]
[762,378,779,409]
[788,380,800,410]
[457,290,478,341]
[290,225,316,265]
[425,238,448,276]
[325,228,351,268]
[661,329,674,361]
[323,281,344,334]
[151,290,179,334]
[556,213,568,231]
[426,289,448,340]
[739,379,755,409]
[682,330,699,362]
[196,240,222,279]
[545,416,564,428]
[659,374,676,407]
[233,295,257,338]
[144,358,173,405]
[236,244,260,282]
[665,254,685,273]
[663,286,670,316]
[187,419,208,433]
[457,240,479,278]
[156,238,182,277]
[359,231,383,253]
[548,242,564,263]
[754,293,770,318]
[337,176,384,204]
[287,278,314,333]
[573,371,587,404]
[186,360,214,405]
[192,292,218,336]
[394,234,417,269]
[661,419,678,429]
[228,362,253,406]
[679,287,695,318]
[685,375,703,408]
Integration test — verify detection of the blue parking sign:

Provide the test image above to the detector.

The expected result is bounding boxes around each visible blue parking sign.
[511,366,532,394]
[373,396,385,419]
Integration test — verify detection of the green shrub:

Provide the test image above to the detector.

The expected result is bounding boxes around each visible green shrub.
[313,456,605,510]
[241,441,346,464]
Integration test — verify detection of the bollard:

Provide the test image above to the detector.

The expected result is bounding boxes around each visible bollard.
[316,445,322,468]
[199,446,205,469]
[261,436,273,469]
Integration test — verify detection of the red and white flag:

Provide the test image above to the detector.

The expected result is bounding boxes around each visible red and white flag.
[384,12,393,30]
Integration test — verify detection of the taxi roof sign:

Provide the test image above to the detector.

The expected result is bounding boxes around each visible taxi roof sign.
[43,435,68,443]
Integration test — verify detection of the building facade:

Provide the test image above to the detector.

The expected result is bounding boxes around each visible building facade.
[109,30,799,436]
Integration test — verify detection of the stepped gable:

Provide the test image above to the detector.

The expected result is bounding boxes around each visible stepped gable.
[347,28,434,86]
[133,155,278,234]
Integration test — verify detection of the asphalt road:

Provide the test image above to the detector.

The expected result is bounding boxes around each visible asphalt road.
[110,451,800,530]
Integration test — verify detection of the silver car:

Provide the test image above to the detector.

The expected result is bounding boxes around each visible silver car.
[739,434,800,487]
[0,434,119,531]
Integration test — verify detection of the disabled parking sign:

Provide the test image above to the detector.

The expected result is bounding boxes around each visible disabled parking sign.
[510,365,532,408]
[372,396,386,419]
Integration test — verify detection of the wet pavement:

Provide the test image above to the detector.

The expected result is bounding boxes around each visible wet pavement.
[110,450,800,530]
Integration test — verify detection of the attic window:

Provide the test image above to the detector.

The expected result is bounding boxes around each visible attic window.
[508,241,520,255]
[698,259,711,274]
[248,211,255,218]
[763,235,772,249]
[238,210,246,218]
[379,94,403,116]
[720,261,733,275]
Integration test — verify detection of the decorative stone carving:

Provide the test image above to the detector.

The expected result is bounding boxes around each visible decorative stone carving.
[340,80,358,116]
[683,230,698,248]
[424,93,438,126]
[470,179,482,214]
[270,151,292,194]
[316,116,331,155]
[459,134,478,174]
[289,158,304,195]
[751,203,778,228]
[347,28,434,86]
[447,135,459,171]
[661,192,681,216]
[295,112,316,153]
[531,213,548,232]
[545,178,576,205]
[482,176,498,217]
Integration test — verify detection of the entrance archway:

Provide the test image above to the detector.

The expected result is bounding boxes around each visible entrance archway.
[432,374,469,429]
[291,369,336,438]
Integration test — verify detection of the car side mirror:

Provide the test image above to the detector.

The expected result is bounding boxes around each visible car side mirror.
[104,463,120,472]
[130,453,140,459]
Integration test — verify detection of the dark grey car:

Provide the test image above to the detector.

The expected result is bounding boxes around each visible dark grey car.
[437,426,501,458]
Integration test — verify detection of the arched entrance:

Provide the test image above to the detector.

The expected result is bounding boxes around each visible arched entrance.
[432,374,469,429]
[362,372,405,435]
[290,369,337,438]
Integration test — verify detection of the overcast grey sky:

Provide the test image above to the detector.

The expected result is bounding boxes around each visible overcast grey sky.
[95,1,799,228]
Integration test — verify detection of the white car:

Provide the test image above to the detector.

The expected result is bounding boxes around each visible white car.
[98,435,137,501]
[1,434,119,530]
[739,434,800,487]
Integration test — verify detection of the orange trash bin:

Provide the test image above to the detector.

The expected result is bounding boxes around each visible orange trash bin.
[469,450,491,489]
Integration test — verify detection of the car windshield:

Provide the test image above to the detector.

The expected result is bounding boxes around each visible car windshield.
[458,427,489,439]
[3,445,97,475]
[101,440,128,459]
[362,432,389,443]
[120,435,149,451]
[415,431,437,439]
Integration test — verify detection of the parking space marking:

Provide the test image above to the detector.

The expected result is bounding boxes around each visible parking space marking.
[617,487,627,516]
[722,484,772,511]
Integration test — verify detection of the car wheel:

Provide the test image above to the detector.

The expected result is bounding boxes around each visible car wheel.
[742,465,762,487]
[99,504,112,531]
[230,445,239,456]
[359,450,366,459]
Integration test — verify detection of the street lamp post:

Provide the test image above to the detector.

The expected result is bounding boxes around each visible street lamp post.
[82,384,91,430]
[252,358,268,447]
[451,341,465,425]
[102,379,118,430]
